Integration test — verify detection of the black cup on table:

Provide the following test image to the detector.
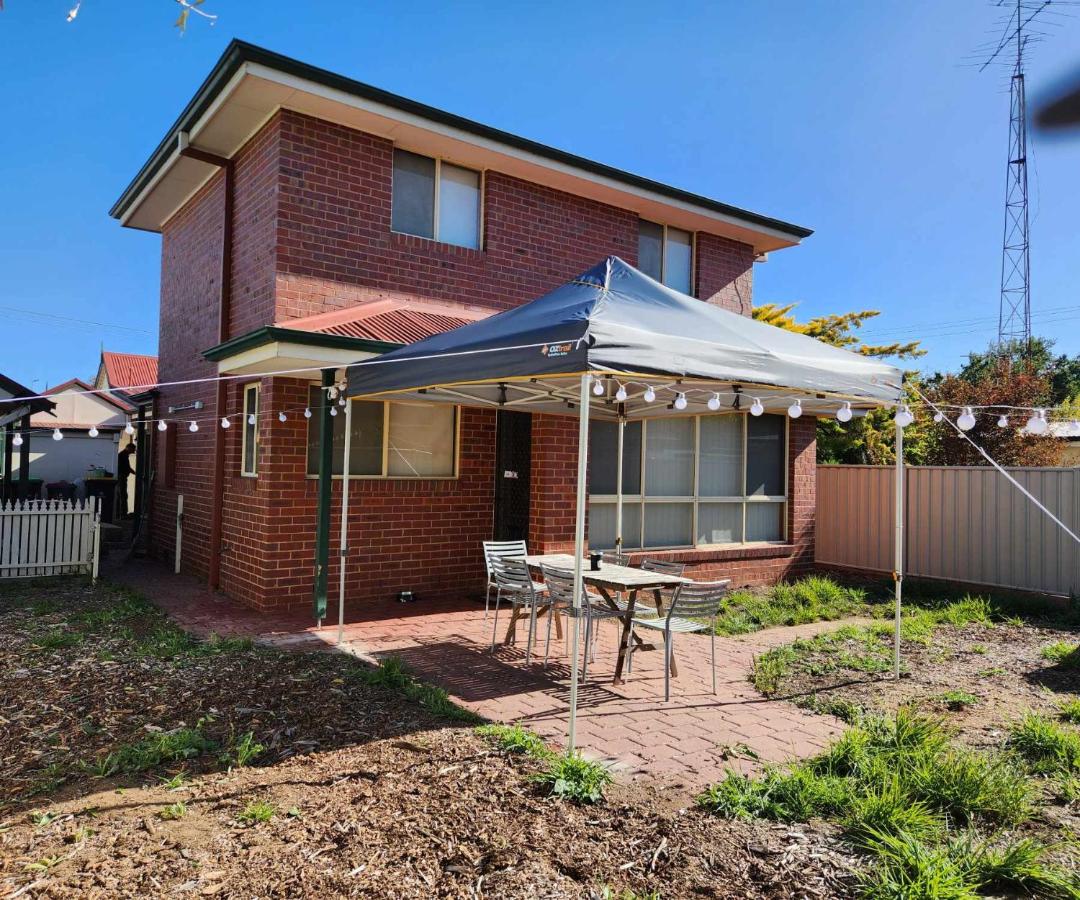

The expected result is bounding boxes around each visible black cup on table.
[589,552,602,571]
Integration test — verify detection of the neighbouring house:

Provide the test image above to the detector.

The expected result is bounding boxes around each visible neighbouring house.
[94,350,159,402]
[111,40,816,613]
[1,373,54,502]
[1050,421,1080,465]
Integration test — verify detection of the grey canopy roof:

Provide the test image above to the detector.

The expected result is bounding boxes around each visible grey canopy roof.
[346,257,902,411]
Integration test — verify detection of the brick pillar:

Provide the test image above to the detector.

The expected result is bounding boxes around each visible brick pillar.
[786,416,817,575]
[529,412,582,553]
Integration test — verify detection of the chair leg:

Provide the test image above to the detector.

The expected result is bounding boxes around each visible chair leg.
[525,599,538,666]
[490,591,502,652]
[664,633,673,702]
[484,582,491,619]
[626,622,636,673]
[544,603,555,667]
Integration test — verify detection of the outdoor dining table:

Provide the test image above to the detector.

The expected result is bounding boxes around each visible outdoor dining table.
[524,554,693,684]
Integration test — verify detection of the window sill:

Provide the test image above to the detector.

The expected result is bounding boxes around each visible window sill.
[390,230,483,254]
[622,542,796,564]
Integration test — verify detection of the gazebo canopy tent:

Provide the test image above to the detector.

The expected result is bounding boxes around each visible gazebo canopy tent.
[344,257,904,749]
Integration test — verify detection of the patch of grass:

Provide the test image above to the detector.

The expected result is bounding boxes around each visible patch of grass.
[32,630,84,650]
[934,690,980,712]
[912,748,1034,826]
[89,726,215,777]
[713,575,869,636]
[968,644,988,655]
[236,800,276,825]
[159,772,189,791]
[157,802,186,821]
[475,724,552,758]
[356,656,482,724]
[858,829,977,900]
[950,832,1080,900]
[750,644,800,695]
[1008,713,1080,775]
[29,811,57,827]
[1059,699,1080,724]
[74,592,154,628]
[1042,641,1080,669]
[532,753,612,805]
[23,856,63,873]
[222,731,264,769]
[798,693,866,724]
[842,776,942,846]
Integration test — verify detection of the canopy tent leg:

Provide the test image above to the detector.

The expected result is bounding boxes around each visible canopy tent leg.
[893,419,904,680]
[567,373,591,753]
[337,398,353,645]
[312,369,336,625]
[614,416,624,553]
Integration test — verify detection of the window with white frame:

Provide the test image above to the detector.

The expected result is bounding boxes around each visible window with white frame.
[305,387,458,477]
[391,149,481,249]
[588,413,787,550]
[637,220,694,295]
[241,383,259,477]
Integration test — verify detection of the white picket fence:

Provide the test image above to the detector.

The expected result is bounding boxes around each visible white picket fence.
[0,498,101,580]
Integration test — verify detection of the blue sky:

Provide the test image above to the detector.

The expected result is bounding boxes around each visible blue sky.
[1,0,1077,395]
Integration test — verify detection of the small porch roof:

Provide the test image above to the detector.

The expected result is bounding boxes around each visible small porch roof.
[345,257,904,415]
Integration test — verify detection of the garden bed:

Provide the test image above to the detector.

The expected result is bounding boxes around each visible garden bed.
[0,578,858,899]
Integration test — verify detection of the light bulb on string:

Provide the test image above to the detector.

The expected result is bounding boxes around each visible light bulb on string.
[592,378,605,397]
[997,414,1009,428]
[124,422,135,436]
[338,397,346,407]
[330,407,338,417]
[643,386,656,403]
[957,408,976,431]
[673,392,688,410]
[248,413,256,425]
[88,426,99,438]
[304,408,312,419]
[750,398,764,417]
[707,392,721,411]
[12,433,22,447]
[836,402,853,423]
[787,399,802,419]
[894,405,914,428]
[278,412,287,423]
[52,429,63,441]
[157,420,167,432]
[615,384,628,403]
[1026,409,1048,435]
[327,386,338,400]
[189,421,199,433]
[220,417,231,429]
[933,412,944,423]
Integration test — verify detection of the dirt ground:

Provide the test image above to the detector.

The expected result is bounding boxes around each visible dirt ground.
[0,578,859,899]
[776,619,1080,750]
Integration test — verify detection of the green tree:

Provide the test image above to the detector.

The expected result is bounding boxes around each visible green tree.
[957,337,1080,406]
[752,303,927,464]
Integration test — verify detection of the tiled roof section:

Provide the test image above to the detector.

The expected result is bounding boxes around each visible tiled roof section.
[280,299,492,345]
[102,352,159,390]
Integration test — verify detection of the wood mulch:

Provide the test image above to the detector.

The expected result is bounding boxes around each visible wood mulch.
[0,578,859,898]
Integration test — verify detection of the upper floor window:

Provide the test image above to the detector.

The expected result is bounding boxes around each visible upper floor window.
[638,220,693,295]
[391,149,481,249]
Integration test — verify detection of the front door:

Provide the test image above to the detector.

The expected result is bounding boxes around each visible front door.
[493,410,531,542]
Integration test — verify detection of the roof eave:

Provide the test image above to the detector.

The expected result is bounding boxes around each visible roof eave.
[202,325,401,363]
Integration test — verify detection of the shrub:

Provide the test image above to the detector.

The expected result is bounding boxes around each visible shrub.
[475,724,551,759]
[532,753,612,805]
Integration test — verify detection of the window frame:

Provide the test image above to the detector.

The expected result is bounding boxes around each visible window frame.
[241,383,260,478]
[305,388,462,480]
[589,412,788,551]
[638,219,696,296]
[390,148,484,250]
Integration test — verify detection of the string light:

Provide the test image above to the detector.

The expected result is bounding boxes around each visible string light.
[88,426,99,438]
[615,384,628,403]
[12,433,23,447]
[125,422,135,436]
[707,392,721,411]
[338,397,346,407]
[330,407,338,417]
[220,417,231,429]
[787,399,802,419]
[1026,409,1049,435]
[278,411,287,423]
[304,408,312,419]
[52,429,63,442]
[189,421,199,433]
[836,402,853,423]
[643,386,656,403]
[592,379,605,397]
[327,386,339,400]
[673,392,688,410]
[248,413,257,425]
[933,412,944,423]
[894,405,914,428]
[750,398,764,417]
[957,408,976,431]
[158,420,167,432]
[997,414,1009,428]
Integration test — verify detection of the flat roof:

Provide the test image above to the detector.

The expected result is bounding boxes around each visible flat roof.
[110,40,812,251]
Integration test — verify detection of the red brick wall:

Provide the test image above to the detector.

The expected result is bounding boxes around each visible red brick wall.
[150,108,818,612]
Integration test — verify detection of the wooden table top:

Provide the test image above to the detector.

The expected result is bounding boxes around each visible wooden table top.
[524,553,692,590]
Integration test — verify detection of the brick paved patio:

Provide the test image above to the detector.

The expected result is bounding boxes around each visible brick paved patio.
[110,559,860,786]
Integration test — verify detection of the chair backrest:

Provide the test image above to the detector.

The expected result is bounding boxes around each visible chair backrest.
[640,558,686,577]
[668,580,731,620]
[490,555,536,596]
[540,565,577,608]
[600,550,629,567]
[482,540,527,578]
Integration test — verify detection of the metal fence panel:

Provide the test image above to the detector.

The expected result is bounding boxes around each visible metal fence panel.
[0,498,100,579]
[816,465,1080,597]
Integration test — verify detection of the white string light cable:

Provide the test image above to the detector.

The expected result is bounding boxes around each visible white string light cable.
[913,386,1080,548]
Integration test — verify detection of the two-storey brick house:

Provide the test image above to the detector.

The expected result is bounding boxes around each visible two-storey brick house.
[111,41,815,613]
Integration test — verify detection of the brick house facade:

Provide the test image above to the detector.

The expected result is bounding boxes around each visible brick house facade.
[114,42,815,613]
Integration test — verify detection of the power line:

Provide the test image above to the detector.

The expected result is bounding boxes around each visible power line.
[0,305,154,335]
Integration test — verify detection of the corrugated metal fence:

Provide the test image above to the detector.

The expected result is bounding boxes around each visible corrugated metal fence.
[816,465,1080,597]
[0,498,101,579]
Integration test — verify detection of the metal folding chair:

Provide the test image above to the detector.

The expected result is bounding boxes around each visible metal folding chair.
[482,540,527,618]
[542,564,627,679]
[489,556,547,665]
